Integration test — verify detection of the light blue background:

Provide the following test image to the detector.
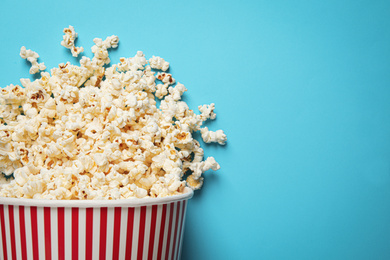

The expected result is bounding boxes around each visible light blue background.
[1,0,390,259]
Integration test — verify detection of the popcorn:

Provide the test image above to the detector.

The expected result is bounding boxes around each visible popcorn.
[61,26,84,57]
[149,56,170,71]
[91,35,119,66]
[0,26,227,200]
[103,35,119,49]
[168,83,187,101]
[200,127,227,145]
[155,83,169,99]
[157,72,175,85]
[198,103,217,121]
[20,47,46,74]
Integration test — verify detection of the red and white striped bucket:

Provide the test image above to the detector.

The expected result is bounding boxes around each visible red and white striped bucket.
[0,188,193,260]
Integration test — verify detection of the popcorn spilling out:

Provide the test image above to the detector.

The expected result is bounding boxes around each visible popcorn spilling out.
[0,26,227,200]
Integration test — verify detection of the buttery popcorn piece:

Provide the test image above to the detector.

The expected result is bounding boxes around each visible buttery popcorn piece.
[200,127,227,145]
[20,47,46,74]
[149,56,170,71]
[61,25,84,57]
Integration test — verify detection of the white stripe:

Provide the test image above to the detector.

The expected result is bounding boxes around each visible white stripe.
[105,207,115,259]
[131,207,140,260]
[64,208,72,260]
[173,202,182,260]
[79,208,86,260]
[24,207,33,260]
[179,202,185,260]
[118,207,128,260]
[152,204,163,260]
[37,207,45,260]
[177,201,188,260]
[51,208,58,260]
[168,202,178,260]
[14,206,22,260]
[4,205,12,260]
[161,203,171,259]
[92,207,101,260]
[142,206,152,260]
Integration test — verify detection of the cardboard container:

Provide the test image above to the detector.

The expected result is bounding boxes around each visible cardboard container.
[0,187,193,260]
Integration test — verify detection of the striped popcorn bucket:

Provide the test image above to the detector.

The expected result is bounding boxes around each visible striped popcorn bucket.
[0,188,193,260]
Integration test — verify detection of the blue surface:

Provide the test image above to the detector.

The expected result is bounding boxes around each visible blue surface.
[1,0,390,259]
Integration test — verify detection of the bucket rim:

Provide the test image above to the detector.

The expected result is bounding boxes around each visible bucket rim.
[0,187,194,208]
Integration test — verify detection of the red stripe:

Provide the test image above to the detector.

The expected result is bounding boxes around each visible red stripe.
[72,208,79,260]
[157,204,167,260]
[57,207,65,260]
[44,207,52,260]
[175,200,187,260]
[8,205,16,260]
[85,208,93,260]
[0,205,8,260]
[19,206,27,260]
[147,205,158,260]
[164,203,175,260]
[137,206,147,260]
[112,207,122,260]
[125,208,134,260]
[171,201,181,260]
[99,207,108,260]
[30,206,39,260]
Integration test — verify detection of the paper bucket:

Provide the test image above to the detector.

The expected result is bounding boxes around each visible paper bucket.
[0,187,193,260]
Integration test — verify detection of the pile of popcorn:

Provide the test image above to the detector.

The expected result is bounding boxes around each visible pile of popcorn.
[0,26,226,200]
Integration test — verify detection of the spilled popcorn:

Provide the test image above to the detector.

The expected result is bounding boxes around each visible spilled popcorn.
[61,25,84,57]
[0,26,226,200]
[20,47,46,74]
